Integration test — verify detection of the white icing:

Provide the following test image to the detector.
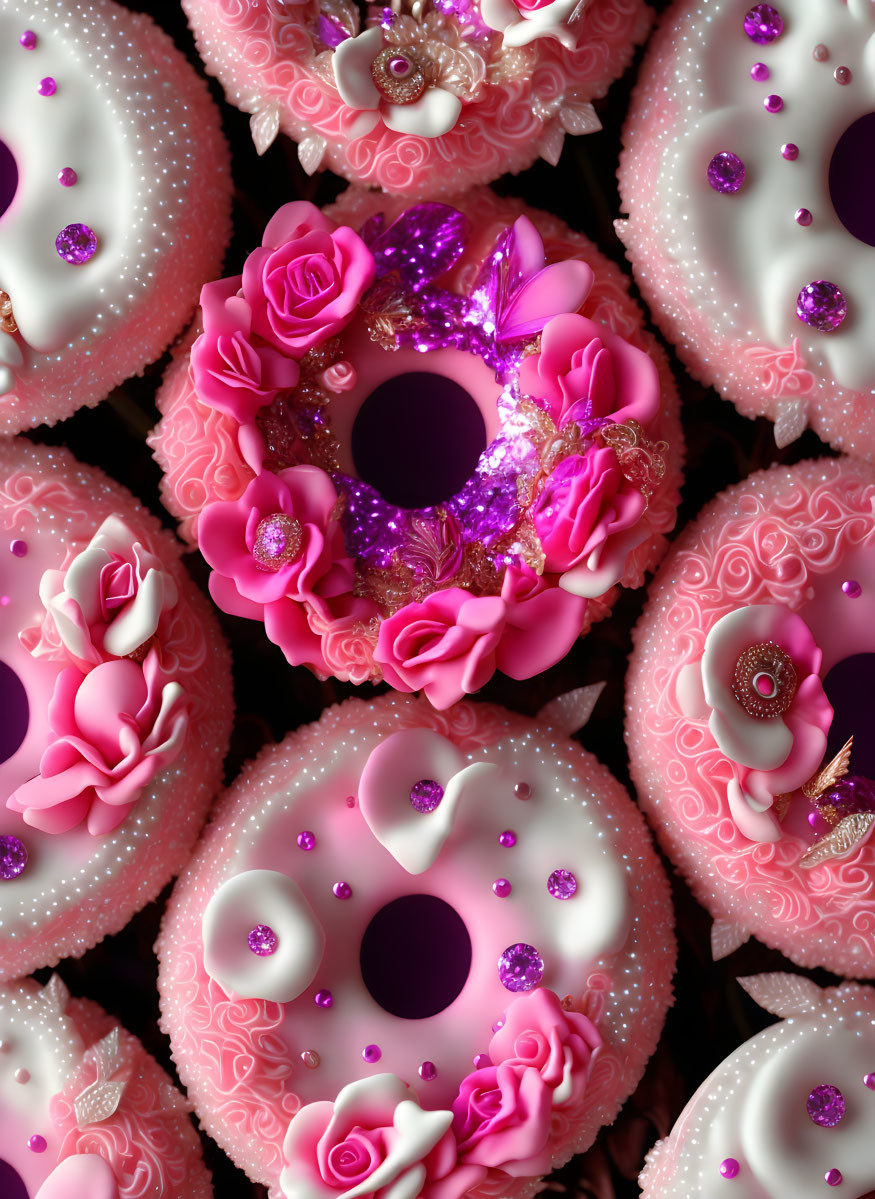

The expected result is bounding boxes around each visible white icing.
[653,0,875,393]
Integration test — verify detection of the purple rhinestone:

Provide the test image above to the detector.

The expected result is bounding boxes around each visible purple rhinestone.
[782,142,799,160]
[19,30,36,49]
[28,1135,46,1153]
[9,539,26,557]
[297,830,316,850]
[58,167,77,187]
[333,881,352,899]
[797,280,847,331]
[419,1061,437,1081]
[864,1072,875,1089]
[315,989,333,1008]
[707,152,746,194]
[498,943,544,993]
[247,924,278,956]
[835,66,852,85]
[498,830,517,848]
[493,878,512,898]
[795,208,813,226]
[764,94,784,113]
[807,1084,846,1127]
[826,1169,843,1187]
[744,4,784,44]
[514,782,532,800]
[842,579,862,598]
[55,223,97,265]
[410,779,443,813]
[362,1044,382,1063]
[38,77,56,97]
[719,1158,740,1180]
[547,869,578,900]
[750,62,770,81]
[815,776,875,821]
[473,1053,489,1068]
[0,835,27,880]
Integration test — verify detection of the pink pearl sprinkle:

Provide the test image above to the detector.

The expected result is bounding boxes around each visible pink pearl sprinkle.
[346,795,355,807]
[419,1061,437,1081]
[493,878,512,898]
[842,579,862,598]
[58,167,78,187]
[19,30,36,49]
[750,62,769,81]
[9,539,26,557]
[362,1044,382,1063]
[795,208,813,226]
[14,1068,30,1084]
[825,1168,843,1187]
[813,43,829,61]
[498,830,517,847]
[473,1053,490,1068]
[332,881,352,899]
[764,94,783,112]
[719,1158,740,1179]
[38,77,56,97]
[835,66,852,85]
[782,142,799,160]
[864,1072,875,1089]
[28,1135,47,1153]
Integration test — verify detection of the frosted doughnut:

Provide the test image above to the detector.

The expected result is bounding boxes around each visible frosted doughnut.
[149,187,682,707]
[0,975,211,1199]
[180,0,649,196]
[641,975,875,1199]
[157,692,676,1199]
[627,457,875,976]
[0,438,232,981]
[618,0,875,459]
[0,0,231,434]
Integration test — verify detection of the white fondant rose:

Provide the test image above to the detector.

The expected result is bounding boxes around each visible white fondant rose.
[280,1074,453,1199]
[479,0,588,48]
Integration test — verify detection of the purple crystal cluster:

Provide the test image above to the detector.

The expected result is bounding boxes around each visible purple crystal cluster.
[815,775,875,823]
[55,223,97,265]
[247,923,278,956]
[0,834,27,880]
[410,778,444,812]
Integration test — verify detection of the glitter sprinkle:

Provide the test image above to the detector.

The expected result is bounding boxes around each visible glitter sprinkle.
[301,1050,320,1069]
[38,77,56,97]
[0,835,28,880]
[55,223,98,265]
[315,989,333,1008]
[835,66,852,85]
[825,1169,843,1187]
[795,208,813,226]
[297,830,316,850]
[797,281,847,332]
[707,152,746,194]
[247,924,278,956]
[19,30,36,49]
[419,1061,437,1081]
[498,830,517,847]
[764,94,784,113]
[28,1136,46,1153]
[58,167,77,187]
[514,782,532,800]
[9,539,26,557]
[252,513,302,571]
[333,881,352,899]
[842,580,862,598]
[743,4,783,44]
[719,1158,740,1179]
[410,779,443,812]
[782,143,799,160]
[813,43,829,62]
[498,943,544,992]
[548,869,578,899]
[750,62,769,81]
[807,1084,846,1127]
[493,878,512,898]
[363,1044,382,1063]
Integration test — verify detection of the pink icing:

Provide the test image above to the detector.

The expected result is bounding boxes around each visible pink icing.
[34,1154,119,1199]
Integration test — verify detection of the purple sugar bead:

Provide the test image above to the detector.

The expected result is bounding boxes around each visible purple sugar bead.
[764,94,784,113]
[247,924,278,956]
[19,30,36,49]
[28,1135,46,1153]
[419,1061,437,1081]
[707,152,746,194]
[0,835,27,880]
[55,223,97,265]
[842,579,862,598]
[826,1169,843,1187]
[315,989,333,1008]
[750,62,770,81]
[807,1084,846,1127]
[744,4,784,44]
[719,1158,740,1180]
[498,943,544,992]
[864,1072,875,1089]
[547,869,578,900]
[297,830,316,850]
[410,778,443,812]
[498,830,517,847]
[9,539,26,557]
[58,167,77,187]
[38,76,56,96]
[333,881,352,899]
[797,280,847,331]
[795,208,813,226]
[493,878,512,898]
[782,142,799,160]
[362,1044,382,1063]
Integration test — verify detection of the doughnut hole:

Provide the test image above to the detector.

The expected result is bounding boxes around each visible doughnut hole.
[0,1160,27,1199]
[0,138,17,220]
[0,661,28,765]
[822,653,875,777]
[360,894,472,1019]
[829,113,875,248]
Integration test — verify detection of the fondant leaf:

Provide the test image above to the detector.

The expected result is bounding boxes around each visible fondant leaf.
[88,1028,121,1082]
[537,683,605,735]
[802,736,853,799]
[738,972,825,1017]
[250,104,281,156]
[38,974,69,1015]
[800,812,875,868]
[298,135,328,177]
[539,122,565,167]
[558,101,602,136]
[773,397,808,448]
[75,1078,126,1127]
[710,917,750,961]
[363,204,469,289]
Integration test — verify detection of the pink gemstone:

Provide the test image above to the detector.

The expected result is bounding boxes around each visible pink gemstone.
[835,65,852,85]
[797,280,847,331]
[498,830,517,847]
[333,881,352,899]
[38,77,56,97]
[362,1044,382,1063]
[795,208,813,226]
[55,223,97,265]
[473,1053,489,1068]
[782,142,799,160]
[750,62,770,81]
[547,869,578,899]
[58,167,78,187]
[297,830,316,850]
[247,924,278,956]
[764,94,784,113]
[252,512,302,571]
[826,1169,843,1187]
[314,989,333,1008]
[19,30,36,49]
[744,4,783,44]
[842,579,862,598]
[707,151,746,194]
[514,781,532,800]
[27,1135,47,1153]
[9,539,26,557]
[498,942,544,992]
[0,835,27,880]
[419,1061,437,1081]
[493,878,512,898]
[388,55,411,77]
[813,43,829,62]
[807,1084,845,1127]
[719,1158,740,1180]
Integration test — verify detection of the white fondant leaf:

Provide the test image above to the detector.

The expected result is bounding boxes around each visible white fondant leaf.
[773,397,808,448]
[799,812,875,869]
[38,974,69,1016]
[710,917,750,960]
[537,684,605,735]
[88,1029,121,1082]
[738,972,825,1017]
[250,104,281,156]
[558,101,601,136]
[75,1078,126,1126]
[539,122,565,167]
[298,135,328,176]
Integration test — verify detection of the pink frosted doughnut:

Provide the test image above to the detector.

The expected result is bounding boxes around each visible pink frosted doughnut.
[0,0,231,435]
[626,457,875,977]
[157,692,675,1199]
[180,0,649,196]
[618,0,875,459]
[0,439,232,980]
[0,975,212,1199]
[150,187,682,707]
[641,975,875,1199]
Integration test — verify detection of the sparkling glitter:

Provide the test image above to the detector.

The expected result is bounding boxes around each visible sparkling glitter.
[750,62,770,81]
[782,142,799,160]
[315,989,333,1008]
[826,1169,843,1187]
[252,513,302,571]
[797,281,847,331]
[247,924,278,956]
[301,1050,320,1069]
[27,1136,46,1153]
[795,208,813,226]
[864,1072,875,1089]
[707,152,746,194]
[835,66,852,85]
[719,1158,740,1179]
[58,167,77,187]
[498,830,517,847]
[333,881,352,899]
[842,579,862,598]
[0,835,28,880]
[548,869,578,899]
[19,30,36,49]
[363,1044,382,1063]
[498,943,544,992]
[813,43,829,62]
[55,223,98,265]
[419,1061,437,1081]
[514,782,532,800]
[297,830,316,850]
[14,1068,29,1084]
[815,776,875,823]
[764,94,784,113]
[744,4,784,44]
[807,1084,846,1127]
[473,1053,489,1068]
[410,779,443,812]
[38,77,56,96]
[493,878,512,898]
[9,539,26,557]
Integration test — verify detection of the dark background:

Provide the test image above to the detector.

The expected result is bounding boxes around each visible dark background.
[30,1,843,1196]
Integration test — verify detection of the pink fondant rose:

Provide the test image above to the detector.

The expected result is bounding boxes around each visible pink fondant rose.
[519,313,660,431]
[279,1073,453,1199]
[191,275,300,424]
[533,448,648,599]
[241,202,375,356]
[496,564,586,681]
[7,653,189,836]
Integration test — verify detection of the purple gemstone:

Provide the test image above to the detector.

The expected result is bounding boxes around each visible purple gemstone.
[750,62,769,81]
[743,4,784,44]
[826,1169,843,1187]
[9,539,26,557]
[362,1043,382,1063]
[864,1072,875,1089]
[835,66,852,86]
[333,881,352,899]
[473,1053,489,1068]
[297,830,316,850]
[27,1135,46,1153]
[410,778,443,813]
[38,77,56,97]
[720,1158,740,1179]
[807,1084,846,1127]
[58,167,77,187]
[0,835,27,880]
[247,924,278,956]
[547,869,578,900]
[782,142,799,160]
[816,775,875,820]
[707,152,746,194]
[514,782,532,800]
[419,1061,437,1081]
[498,830,517,848]
[795,208,813,226]
[314,989,333,1008]
[842,579,862,598]
[19,30,36,49]
[55,223,97,265]
[797,280,847,331]
[764,93,784,113]
[493,878,512,898]
[498,943,544,993]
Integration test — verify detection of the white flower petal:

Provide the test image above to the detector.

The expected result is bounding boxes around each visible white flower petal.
[382,88,462,139]
[103,567,164,657]
[333,26,382,111]
[727,777,781,844]
[479,0,519,32]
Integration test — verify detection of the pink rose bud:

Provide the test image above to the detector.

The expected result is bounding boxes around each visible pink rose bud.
[321,361,358,393]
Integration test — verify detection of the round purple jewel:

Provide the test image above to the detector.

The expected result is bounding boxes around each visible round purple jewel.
[38,77,56,97]
[55,223,97,265]
[0,835,27,880]
[314,989,333,1008]
[864,1072,875,1089]
[27,1135,46,1153]
[58,167,77,188]
[743,4,784,44]
[815,775,875,822]
[707,152,746,194]
[782,142,799,160]
[826,1169,843,1187]
[764,93,784,113]
[332,881,352,899]
[362,1044,382,1063]
[498,830,517,848]
[795,208,813,226]
[248,924,278,956]
[547,869,578,900]
[807,1083,846,1127]
[493,878,512,898]
[842,579,862,598]
[410,778,443,813]
[19,30,36,49]
[719,1158,740,1180]
[473,1053,489,1068]
[9,539,26,557]
[750,62,770,81]
[835,66,852,86]
[419,1061,437,1081]
[297,830,316,850]
[797,280,847,332]
[498,943,544,993]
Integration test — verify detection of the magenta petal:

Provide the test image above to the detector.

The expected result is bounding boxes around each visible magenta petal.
[498,260,594,341]
[208,572,266,621]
